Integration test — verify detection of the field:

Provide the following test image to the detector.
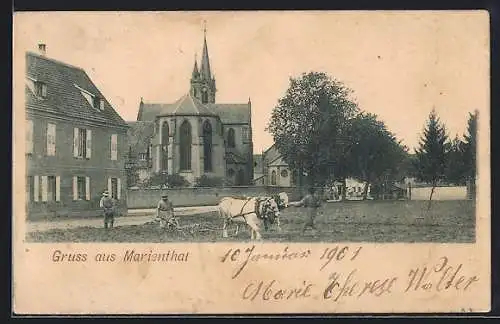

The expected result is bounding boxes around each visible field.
[26,200,475,243]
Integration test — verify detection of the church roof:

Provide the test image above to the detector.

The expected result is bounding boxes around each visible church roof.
[138,98,251,125]
[138,92,218,119]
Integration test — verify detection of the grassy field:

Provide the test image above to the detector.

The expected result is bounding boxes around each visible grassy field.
[26,200,475,243]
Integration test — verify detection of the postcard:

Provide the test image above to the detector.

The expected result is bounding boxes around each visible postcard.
[12,10,490,314]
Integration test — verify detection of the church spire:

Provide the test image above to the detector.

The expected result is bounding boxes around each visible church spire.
[192,53,199,79]
[200,21,212,80]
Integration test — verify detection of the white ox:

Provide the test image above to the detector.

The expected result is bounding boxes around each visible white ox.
[217,196,281,240]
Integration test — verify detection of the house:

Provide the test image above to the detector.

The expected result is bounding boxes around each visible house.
[25,44,129,219]
[252,144,296,187]
[128,28,254,186]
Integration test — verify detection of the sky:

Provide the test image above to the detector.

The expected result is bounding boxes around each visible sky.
[14,11,489,154]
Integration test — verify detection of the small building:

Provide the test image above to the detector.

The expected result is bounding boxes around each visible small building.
[25,45,129,219]
[253,144,296,187]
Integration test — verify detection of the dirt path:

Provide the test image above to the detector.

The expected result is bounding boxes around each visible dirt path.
[26,206,219,233]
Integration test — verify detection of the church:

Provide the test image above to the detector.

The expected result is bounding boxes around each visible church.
[128,29,254,186]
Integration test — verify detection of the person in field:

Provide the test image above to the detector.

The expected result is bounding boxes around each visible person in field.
[156,193,176,229]
[99,190,115,229]
[289,187,322,235]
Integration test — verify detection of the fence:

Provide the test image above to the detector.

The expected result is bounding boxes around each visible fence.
[127,186,303,209]
[409,186,468,200]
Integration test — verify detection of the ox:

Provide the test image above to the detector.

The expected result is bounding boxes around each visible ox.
[218,196,281,240]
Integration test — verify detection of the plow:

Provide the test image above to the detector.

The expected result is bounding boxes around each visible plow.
[144,217,224,237]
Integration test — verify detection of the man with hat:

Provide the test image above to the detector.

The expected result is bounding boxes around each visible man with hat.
[99,190,115,229]
[156,193,175,229]
[289,187,322,235]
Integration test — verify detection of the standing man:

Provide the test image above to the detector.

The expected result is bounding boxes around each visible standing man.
[289,187,322,235]
[100,190,115,229]
[156,193,176,229]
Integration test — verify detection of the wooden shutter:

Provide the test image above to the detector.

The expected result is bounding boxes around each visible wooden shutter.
[107,178,112,197]
[117,178,121,200]
[41,176,48,202]
[85,177,90,200]
[86,129,92,159]
[73,176,78,200]
[33,175,39,202]
[47,123,56,156]
[73,128,79,157]
[55,176,61,202]
[111,134,117,161]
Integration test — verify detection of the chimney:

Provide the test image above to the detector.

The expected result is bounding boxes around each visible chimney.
[38,43,46,56]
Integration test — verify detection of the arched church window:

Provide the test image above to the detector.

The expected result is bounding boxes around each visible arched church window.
[179,120,192,171]
[271,170,277,186]
[161,122,169,172]
[227,168,234,177]
[227,128,235,148]
[203,120,212,172]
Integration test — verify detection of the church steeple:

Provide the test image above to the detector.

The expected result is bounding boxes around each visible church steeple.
[190,21,216,104]
[200,22,212,81]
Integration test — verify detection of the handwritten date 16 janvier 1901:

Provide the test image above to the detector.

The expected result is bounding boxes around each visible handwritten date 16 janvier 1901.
[220,245,363,279]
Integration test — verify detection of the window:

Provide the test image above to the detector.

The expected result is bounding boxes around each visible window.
[99,99,105,111]
[26,120,33,154]
[73,176,90,200]
[281,169,288,178]
[108,177,121,200]
[202,89,208,104]
[161,122,169,172]
[73,127,92,159]
[227,128,235,148]
[242,126,249,143]
[227,169,234,177]
[203,120,212,172]
[111,134,118,161]
[40,175,60,202]
[46,123,56,156]
[35,81,47,98]
[139,153,147,161]
[271,170,277,186]
[26,176,34,202]
[179,120,192,171]
[92,96,104,110]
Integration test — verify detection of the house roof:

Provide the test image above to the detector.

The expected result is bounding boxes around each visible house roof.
[25,52,127,128]
[127,121,155,153]
[137,96,250,125]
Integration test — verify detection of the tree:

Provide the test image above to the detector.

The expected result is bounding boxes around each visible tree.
[194,175,224,188]
[266,72,359,188]
[344,112,408,199]
[413,109,449,210]
[147,173,189,188]
[462,110,478,199]
[444,135,466,185]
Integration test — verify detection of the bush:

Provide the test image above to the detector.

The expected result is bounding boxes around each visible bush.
[146,172,189,188]
[194,175,224,188]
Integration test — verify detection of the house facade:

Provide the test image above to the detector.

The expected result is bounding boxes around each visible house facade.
[128,30,254,186]
[253,144,296,187]
[25,46,129,219]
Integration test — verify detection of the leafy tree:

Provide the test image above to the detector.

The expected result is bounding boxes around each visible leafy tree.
[413,108,449,210]
[125,146,140,188]
[344,112,408,199]
[266,72,359,188]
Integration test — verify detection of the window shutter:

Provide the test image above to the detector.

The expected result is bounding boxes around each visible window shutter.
[117,178,121,200]
[85,177,90,201]
[108,178,112,198]
[41,83,47,97]
[33,175,39,202]
[73,128,79,157]
[73,176,78,200]
[47,123,56,156]
[55,176,61,202]
[111,134,117,160]
[26,120,33,154]
[41,176,48,202]
[86,129,92,159]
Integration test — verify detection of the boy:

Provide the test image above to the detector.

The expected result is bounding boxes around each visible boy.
[156,194,176,229]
